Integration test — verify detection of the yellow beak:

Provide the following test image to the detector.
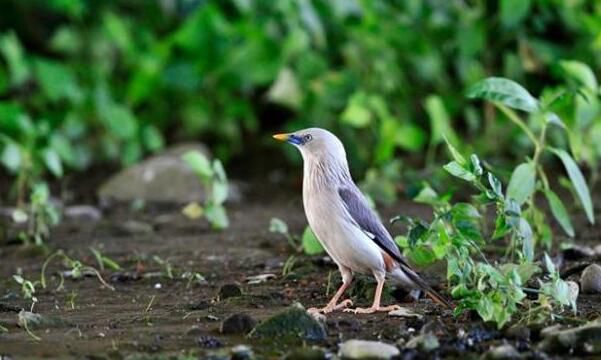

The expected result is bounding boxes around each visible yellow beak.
[272,133,290,142]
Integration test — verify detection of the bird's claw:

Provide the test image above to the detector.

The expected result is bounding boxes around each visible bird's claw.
[307,299,353,314]
[344,304,402,314]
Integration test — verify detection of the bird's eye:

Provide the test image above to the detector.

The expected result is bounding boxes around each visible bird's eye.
[303,134,313,143]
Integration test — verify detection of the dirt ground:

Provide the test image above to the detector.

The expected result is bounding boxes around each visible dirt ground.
[1,181,600,359]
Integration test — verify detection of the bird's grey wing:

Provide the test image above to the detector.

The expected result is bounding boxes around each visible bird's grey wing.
[338,186,404,262]
[338,186,452,308]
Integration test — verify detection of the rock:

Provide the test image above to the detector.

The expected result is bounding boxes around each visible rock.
[231,345,254,360]
[196,335,223,349]
[567,280,580,302]
[98,142,222,204]
[338,339,400,359]
[249,304,326,341]
[218,283,243,300]
[118,220,154,235]
[539,320,601,354]
[406,333,440,352]
[581,264,601,293]
[483,344,521,360]
[504,325,530,340]
[246,274,276,284]
[63,205,102,221]
[562,245,595,260]
[220,313,257,335]
[284,348,327,360]
[388,307,423,319]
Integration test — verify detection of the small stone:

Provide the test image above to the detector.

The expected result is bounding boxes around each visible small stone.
[17,310,69,329]
[119,220,154,235]
[249,304,326,341]
[196,335,223,349]
[484,344,521,360]
[581,264,601,293]
[388,307,423,319]
[63,205,102,221]
[246,274,276,284]
[539,320,601,354]
[284,347,327,360]
[231,345,254,360]
[505,325,530,340]
[220,313,257,335]
[567,280,580,302]
[218,283,243,300]
[562,245,595,260]
[338,339,400,360]
[406,333,440,352]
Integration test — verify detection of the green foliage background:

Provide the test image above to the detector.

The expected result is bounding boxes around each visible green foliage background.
[0,0,600,190]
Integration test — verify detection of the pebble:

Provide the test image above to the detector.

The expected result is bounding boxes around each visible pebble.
[231,344,254,360]
[218,283,243,300]
[196,335,223,349]
[405,333,440,352]
[539,320,601,354]
[483,344,521,360]
[249,304,326,341]
[580,264,601,293]
[220,313,257,335]
[388,307,423,319]
[338,339,400,359]
[63,205,102,221]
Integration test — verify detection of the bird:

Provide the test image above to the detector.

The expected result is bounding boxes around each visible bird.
[273,128,450,314]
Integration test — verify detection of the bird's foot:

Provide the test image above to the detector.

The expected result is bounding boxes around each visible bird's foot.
[344,304,402,314]
[307,299,353,314]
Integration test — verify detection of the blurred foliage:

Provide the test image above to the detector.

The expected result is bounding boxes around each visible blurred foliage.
[0,0,601,201]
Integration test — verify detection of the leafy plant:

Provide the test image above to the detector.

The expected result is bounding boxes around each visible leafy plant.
[395,77,590,328]
[90,248,121,271]
[13,274,39,310]
[40,250,115,291]
[182,150,229,229]
[11,183,60,246]
[269,217,323,255]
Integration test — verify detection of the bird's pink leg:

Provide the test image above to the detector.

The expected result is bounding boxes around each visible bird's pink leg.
[308,268,353,314]
[344,273,401,314]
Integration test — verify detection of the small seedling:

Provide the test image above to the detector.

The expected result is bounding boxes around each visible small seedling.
[181,150,229,229]
[152,255,174,279]
[90,247,121,271]
[66,290,77,310]
[40,250,115,291]
[0,322,7,333]
[13,274,39,311]
[282,255,297,277]
[182,271,207,288]
[11,183,60,246]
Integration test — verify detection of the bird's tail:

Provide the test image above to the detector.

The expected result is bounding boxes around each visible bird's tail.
[390,265,452,309]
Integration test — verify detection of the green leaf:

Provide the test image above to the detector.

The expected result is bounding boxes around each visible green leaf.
[559,60,598,91]
[141,125,164,152]
[443,161,476,182]
[543,253,555,274]
[302,226,324,255]
[506,162,536,205]
[470,154,483,176]
[499,263,540,283]
[544,189,575,237]
[269,218,289,235]
[211,181,228,205]
[443,136,466,166]
[451,203,482,243]
[518,218,534,262]
[0,141,21,173]
[34,59,81,102]
[488,173,503,199]
[267,67,303,110]
[341,92,371,128]
[408,221,430,246]
[0,32,29,86]
[205,204,229,230]
[182,151,213,181]
[406,247,437,266]
[100,103,137,140]
[425,95,458,145]
[466,77,539,113]
[42,148,63,177]
[500,0,531,28]
[550,148,594,224]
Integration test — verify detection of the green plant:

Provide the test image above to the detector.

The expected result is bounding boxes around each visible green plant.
[152,255,174,279]
[182,271,207,288]
[11,183,60,246]
[181,150,229,229]
[90,247,121,271]
[394,77,591,328]
[40,250,115,291]
[13,274,39,310]
[269,217,323,255]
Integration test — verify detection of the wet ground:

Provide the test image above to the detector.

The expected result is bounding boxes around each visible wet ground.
[0,183,601,359]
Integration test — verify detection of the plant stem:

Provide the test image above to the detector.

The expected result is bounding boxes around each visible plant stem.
[497,105,539,147]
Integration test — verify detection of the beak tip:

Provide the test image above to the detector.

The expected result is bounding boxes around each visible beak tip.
[273,133,289,142]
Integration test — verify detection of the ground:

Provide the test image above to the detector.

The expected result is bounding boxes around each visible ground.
[0,181,600,359]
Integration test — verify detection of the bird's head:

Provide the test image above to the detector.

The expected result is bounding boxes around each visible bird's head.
[273,128,347,163]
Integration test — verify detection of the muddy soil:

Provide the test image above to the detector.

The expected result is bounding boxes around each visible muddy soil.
[0,182,600,359]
